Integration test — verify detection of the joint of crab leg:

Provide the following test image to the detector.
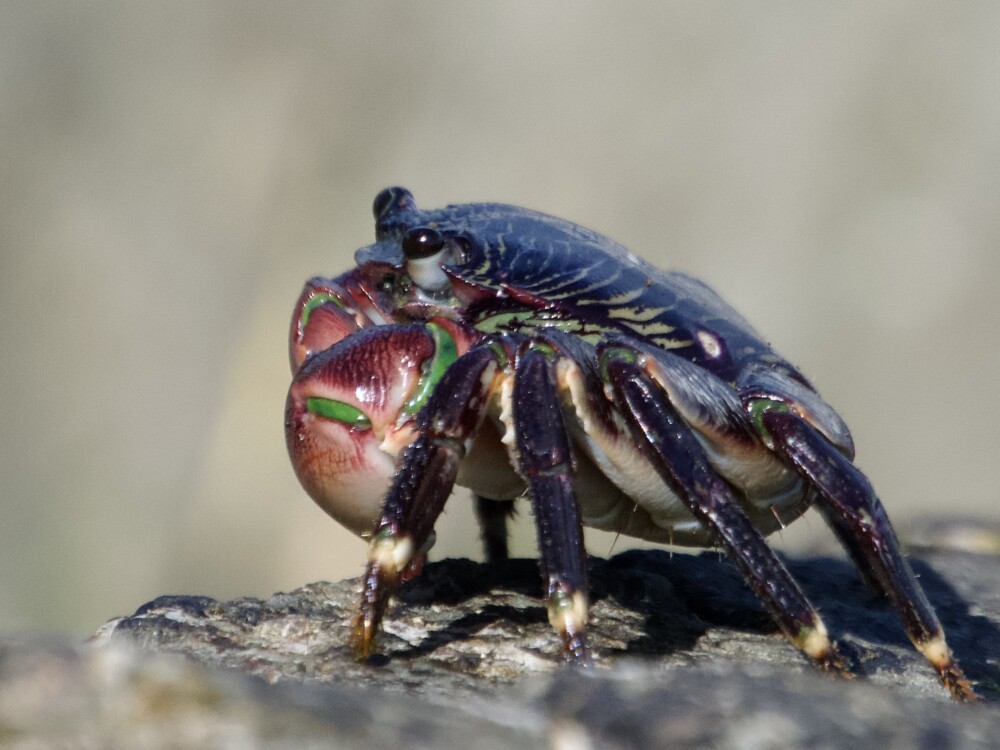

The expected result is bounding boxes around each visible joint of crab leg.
[797,621,832,661]
[352,525,435,659]
[917,634,949,666]
[598,345,639,393]
[369,528,415,580]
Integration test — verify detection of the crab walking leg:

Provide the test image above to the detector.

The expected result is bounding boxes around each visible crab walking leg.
[511,346,590,661]
[351,346,500,658]
[473,496,515,563]
[755,406,977,701]
[601,351,846,673]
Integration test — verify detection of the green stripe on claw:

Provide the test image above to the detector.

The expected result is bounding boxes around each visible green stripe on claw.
[402,322,459,417]
[301,292,347,329]
[306,397,372,428]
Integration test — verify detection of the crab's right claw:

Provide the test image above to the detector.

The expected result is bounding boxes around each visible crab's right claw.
[285,323,450,537]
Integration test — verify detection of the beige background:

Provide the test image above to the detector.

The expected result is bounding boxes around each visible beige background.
[2,3,998,635]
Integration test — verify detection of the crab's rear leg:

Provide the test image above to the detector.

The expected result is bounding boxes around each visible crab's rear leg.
[746,395,976,701]
[598,344,847,675]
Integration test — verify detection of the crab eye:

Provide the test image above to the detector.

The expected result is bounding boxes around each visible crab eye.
[401,227,445,260]
[401,227,451,296]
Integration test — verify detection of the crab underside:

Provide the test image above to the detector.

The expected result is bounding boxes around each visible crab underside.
[284,187,976,701]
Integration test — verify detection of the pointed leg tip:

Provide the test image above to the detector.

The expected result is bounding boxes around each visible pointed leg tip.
[810,639,853,679]
[820,644,853,679]
[349,607,381,661]
[933,655,978,702]
[350,639,370,661]
[546,588,591,664]
[799,624,831,660]
[350,552,404,664]
[942,669,979,703]
[793,620,847,673]
[562,630,592,666]
[917,635,979,702]
[567,644,592,667]
[792,621,853,679]
[557,630,592,668]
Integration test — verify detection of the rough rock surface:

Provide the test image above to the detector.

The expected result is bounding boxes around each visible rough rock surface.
[4,546,1000,748]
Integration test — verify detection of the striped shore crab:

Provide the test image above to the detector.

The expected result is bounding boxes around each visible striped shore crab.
[285,187,975,700]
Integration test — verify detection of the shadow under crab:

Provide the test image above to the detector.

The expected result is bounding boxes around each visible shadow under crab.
[102,547,1000,702]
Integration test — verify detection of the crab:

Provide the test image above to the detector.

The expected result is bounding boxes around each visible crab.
[284,187,975,701]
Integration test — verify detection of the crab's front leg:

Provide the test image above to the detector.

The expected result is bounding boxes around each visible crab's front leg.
[352,337,592,662]
[510,343,589,660]
[351,342,503,656]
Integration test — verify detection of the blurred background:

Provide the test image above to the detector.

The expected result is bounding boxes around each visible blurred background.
[2,3,998,636]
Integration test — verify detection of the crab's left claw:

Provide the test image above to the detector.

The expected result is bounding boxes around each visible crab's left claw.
[289,277,365,372]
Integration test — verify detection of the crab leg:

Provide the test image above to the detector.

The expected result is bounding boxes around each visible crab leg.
[600,347,846,674]
[511,345,590,660]
[351,345,500,658]
[473,496,515,563]
[353,334,593,660]
[753,405,976,701]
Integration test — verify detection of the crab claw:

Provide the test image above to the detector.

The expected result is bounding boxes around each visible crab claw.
[289,261,408,372]
[289,277,367,372]
[285,321,463,537]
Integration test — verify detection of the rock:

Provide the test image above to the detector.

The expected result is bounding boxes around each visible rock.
[0,636,538,749]
[4,547,1000,747]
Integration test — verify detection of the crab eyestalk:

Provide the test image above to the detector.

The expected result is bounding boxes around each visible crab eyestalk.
[285,320,467,538]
